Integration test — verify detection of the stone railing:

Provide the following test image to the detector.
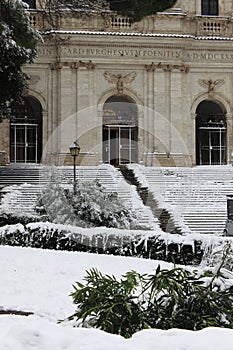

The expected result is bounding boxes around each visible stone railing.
[28,9,135,32]
[29,10,45,29]
[27,10,233,37]
[196,16,229,36]
[110,16,133,30]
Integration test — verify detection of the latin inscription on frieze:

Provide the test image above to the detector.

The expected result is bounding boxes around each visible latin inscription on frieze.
[62,47,182,59]
[184,52,233,61]
[37,45,233,62]
[37,47,54,56]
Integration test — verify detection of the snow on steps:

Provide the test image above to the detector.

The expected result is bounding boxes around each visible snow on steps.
[128,164,233,235]
[0,164,159,230]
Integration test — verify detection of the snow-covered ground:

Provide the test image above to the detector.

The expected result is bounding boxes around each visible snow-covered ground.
[1,245,233,349]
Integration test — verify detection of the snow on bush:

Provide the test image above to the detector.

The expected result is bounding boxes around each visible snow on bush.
[1,221,233,266]
[36,179,142,229]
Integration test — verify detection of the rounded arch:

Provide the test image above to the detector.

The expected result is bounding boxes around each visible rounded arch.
[103,94,138,126]
[191,93,231,117]
[195,99,227,165]
[98,87,143,109]
[26,89,47,111]
[10,95,43,163]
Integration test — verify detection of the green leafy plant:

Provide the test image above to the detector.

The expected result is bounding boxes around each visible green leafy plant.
[67,247,233,338]
[67,268,145,338]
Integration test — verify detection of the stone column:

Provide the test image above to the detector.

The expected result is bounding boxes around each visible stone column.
[0,119,10,164]
[163,65,172,156]
[41,110,49,163]
[191,112,197,166]
[226,112,232,164]
[50,62,62,165]
[145,65,155,165]
[144,63,156,165]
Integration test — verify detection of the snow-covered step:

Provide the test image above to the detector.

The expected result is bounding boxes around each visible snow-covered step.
[0,165,160,230]
[128,164,233,235]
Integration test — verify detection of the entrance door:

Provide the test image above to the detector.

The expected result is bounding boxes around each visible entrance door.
[10,96,42,163]
[103,125,137,165]
[196,100,227,165]
[197,127,226,165]
[102,95,138,165]
[10,124,38,163]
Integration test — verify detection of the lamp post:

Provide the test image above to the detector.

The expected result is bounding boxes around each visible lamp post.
[69,141,80,193]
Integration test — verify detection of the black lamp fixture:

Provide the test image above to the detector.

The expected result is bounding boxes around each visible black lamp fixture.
[69,141,81,193]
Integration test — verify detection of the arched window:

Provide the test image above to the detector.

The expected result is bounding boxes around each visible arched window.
[196,100,226,165]
[10,96,42,163]
[202,0,218,15]
[24,0,36,9]
[102,95,138,165]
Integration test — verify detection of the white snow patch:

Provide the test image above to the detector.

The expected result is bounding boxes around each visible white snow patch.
[0,246,233,349]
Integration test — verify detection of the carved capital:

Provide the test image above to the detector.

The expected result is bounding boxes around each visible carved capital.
[85,61,96,70]
[50,62,63,70]
[69,62,81,69]
[69,61,96,70]
[162,64,173,72]
[174,64,190,73]
[145,63,189,73]
[145,62,156,72]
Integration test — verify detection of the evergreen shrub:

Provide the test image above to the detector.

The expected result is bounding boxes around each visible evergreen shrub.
[67,246,233,338]
[0,222,204,264]
[35,179,142,230]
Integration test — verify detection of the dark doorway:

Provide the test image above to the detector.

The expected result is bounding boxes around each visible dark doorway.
[102,95,138,165]
[10,96,42,163]
[201,0,218,15]
[196,100,226,165]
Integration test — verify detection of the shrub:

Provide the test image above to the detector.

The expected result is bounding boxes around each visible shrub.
[67,269,144,338]
[0,212,39,227]
[67,247,233,338]
[0,222,205,263]
[36,179,140,229]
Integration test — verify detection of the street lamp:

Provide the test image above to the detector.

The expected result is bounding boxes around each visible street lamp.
[69,141,80,193]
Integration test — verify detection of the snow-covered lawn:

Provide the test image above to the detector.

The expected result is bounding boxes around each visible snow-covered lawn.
[1,245,233,349]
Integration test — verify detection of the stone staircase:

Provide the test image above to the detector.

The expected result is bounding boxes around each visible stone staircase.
[0,164,49,218]
[0,164,48,187]
[2,163,232,235]
[0,164,159,230]
[128,164,233,235]
[119,166,183,234]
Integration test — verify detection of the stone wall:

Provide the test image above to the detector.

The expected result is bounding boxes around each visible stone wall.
[2,1,233,166]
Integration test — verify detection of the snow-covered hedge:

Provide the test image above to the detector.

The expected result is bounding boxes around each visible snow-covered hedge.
[1,222,233,265]
[0,212,39,226]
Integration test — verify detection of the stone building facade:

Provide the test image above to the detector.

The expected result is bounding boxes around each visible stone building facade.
[1,0,233,167]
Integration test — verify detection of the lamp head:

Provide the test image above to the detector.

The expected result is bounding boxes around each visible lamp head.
[69,141,80,157]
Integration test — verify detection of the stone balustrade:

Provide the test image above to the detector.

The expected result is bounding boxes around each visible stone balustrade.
[29,11,45,29]
[27,9,233,38]
[111,16,132,29]
[196,16,229,36]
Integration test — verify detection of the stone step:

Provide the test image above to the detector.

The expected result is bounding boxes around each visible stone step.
[0,165,159,230]
[128,164,233,235]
